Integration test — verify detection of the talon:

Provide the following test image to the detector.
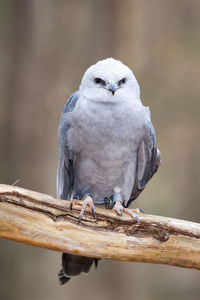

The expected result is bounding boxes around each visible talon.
[132,213,140,224]
[135,216,140,224]
[70,201,73,210]
[92,207,96,218]
[113,201,123,216]
[123,208,141,224]
[120,208,123,217]
[113,201,140,223]
[69,199,81,210]
[77,195,95,224]
[78,215,82,225]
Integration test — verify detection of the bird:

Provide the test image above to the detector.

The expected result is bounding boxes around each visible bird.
[57,58,161,284]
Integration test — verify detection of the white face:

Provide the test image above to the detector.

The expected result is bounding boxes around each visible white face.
[79,58,140,103]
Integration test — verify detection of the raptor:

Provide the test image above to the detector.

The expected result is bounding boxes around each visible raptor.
[57,58,161,284]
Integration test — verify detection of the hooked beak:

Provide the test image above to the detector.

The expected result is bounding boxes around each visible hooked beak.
[107,83,117,95]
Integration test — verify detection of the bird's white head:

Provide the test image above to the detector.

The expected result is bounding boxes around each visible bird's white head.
[79,58,140,103]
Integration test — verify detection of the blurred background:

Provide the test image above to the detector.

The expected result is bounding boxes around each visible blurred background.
[0,0,200,299]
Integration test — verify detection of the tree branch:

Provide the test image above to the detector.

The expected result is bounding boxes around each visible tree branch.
[0,184,200,270]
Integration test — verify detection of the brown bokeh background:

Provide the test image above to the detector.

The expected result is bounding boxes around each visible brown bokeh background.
[0,1,200,299]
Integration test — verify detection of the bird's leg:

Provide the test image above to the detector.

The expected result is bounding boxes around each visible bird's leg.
[112,188,141,224]
[70,189,95,224]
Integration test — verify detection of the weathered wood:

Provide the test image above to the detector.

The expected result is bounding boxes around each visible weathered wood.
[0,184,200,270]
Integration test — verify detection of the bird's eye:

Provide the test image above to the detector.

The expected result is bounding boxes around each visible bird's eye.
[94,78,106,86]
[118,78,126,85]
[95,78,101,84]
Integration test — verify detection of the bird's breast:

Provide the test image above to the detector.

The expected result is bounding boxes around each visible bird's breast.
[69,98,147,153]
[67,98,148,201]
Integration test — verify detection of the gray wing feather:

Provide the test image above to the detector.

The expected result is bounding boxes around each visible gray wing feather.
[127,122,160,207]
[138,123,157,189]
[57,91,79,200]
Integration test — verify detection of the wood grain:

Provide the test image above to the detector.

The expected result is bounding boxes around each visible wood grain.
[0,184,200,270]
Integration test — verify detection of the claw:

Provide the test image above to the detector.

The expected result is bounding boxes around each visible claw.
[70,199,81,210]
[128,210,140,224]
[113,201,141,224]
[69,196,96,223]
[78,215,82,225]
[70,201,73,210]
[135,215,140,224]
[112,201,122,216]
[77,195,96,224]
[92,207,96,218]
[120,208,123,217]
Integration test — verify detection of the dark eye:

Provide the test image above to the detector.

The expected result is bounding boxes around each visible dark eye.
[94,78,106,86]
[118,78,126,85]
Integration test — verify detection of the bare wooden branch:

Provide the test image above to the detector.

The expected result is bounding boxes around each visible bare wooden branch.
[0,184,200,270]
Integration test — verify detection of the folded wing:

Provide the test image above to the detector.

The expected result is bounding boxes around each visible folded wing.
[57,91,79,200]
[127,122,161,207]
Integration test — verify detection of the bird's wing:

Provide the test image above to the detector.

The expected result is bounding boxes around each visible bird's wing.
[57,91,79,200]
[126,122,161,207]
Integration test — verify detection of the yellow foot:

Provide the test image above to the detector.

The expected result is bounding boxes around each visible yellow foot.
[113,201,141,223]
[70,195,95,224]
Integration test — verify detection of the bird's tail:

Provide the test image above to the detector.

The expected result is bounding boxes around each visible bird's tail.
[58,268,71,285]
[58,253,99,285]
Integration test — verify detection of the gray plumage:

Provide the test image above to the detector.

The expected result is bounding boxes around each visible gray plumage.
[57,58,161,284]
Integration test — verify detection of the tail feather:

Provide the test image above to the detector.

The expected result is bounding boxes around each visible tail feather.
[58,269,70,285]
[58,253,99,285]
[94,258,100,269]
